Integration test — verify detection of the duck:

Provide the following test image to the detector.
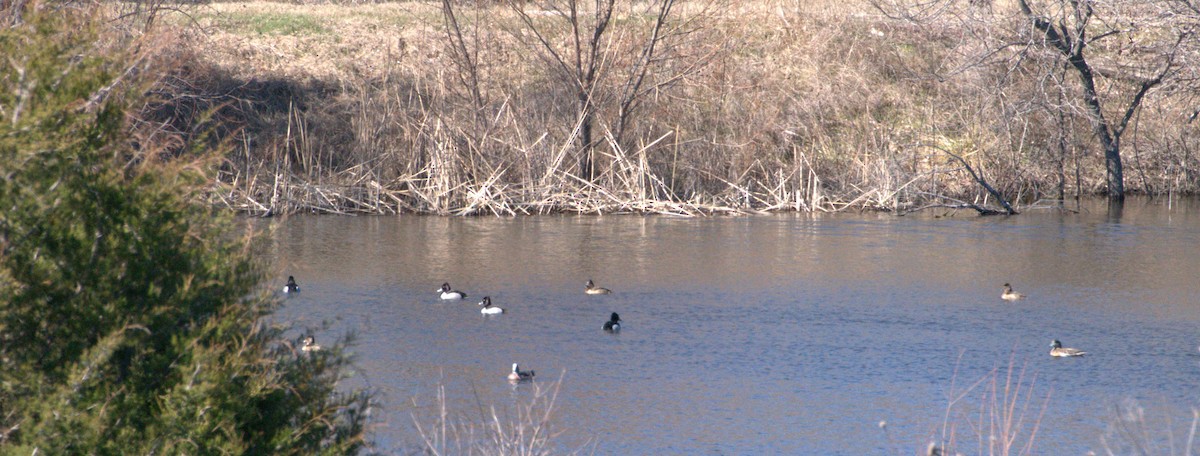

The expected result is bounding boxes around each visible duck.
[927,442,964,456]
[301,336,321,352]
[437,282,467,300]
[284,275,300,293]
[585,279,612,295]
[1000,283,1025,301]
[479,296,504,314]
[1049,339,1086,357]
[603,312,621,332]
[507,363,535,381]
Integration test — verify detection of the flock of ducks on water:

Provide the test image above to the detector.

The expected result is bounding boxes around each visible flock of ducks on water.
[1000,283,1087,357]
[286,276,622,380]
[285,279,1083,380]
[284,275,1084,455]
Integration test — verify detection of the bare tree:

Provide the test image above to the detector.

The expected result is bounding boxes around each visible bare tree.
[511,0,615,180]
[509,0,690,181]
[873,0,1198,202]
[442,0,485,116]
[1019,0,1188,201]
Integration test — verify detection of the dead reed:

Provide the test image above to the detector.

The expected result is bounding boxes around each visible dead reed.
[410,374,593,456]
[921,352,1048,456]
[1098,400,1200,456]
[148,0,1200,216]
[902,353,1200,456]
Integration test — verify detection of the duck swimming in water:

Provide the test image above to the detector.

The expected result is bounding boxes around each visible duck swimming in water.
[1049,339,1086,357]
[1000,283,1025,301]
[479,296,504,314]
[508,363,535,381]
[437,282,466,300]
[585,279,612,295]
[284,276,300,293]
[301,336,321,352]
[603,312,621,332]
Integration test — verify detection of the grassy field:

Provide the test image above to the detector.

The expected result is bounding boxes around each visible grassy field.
[189,2,440,80]
[152,0,1200,215]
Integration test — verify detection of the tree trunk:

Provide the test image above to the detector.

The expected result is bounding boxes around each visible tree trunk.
[1069,54,1125,200]
[1103,139,1124,201]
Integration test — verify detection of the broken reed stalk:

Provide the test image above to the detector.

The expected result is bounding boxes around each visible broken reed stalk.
[211,157,887,217]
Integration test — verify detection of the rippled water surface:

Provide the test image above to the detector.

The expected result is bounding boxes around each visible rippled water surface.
[266,199,1200,455]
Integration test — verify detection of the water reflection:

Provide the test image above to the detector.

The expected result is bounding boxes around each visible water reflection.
[264,197,1200,454]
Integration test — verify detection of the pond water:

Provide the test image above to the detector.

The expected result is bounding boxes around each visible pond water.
[265,198,1200,455]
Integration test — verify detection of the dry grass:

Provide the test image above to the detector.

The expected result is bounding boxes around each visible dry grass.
[1098,400,1200,456]
[141,0,1200,215]
[878,352,1050,455]
[188,2,441,81]
[410,375,593,456]
[893,354,1200,456]
[930,354,1049,456]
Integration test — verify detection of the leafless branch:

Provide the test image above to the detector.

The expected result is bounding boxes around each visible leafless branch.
[925,143,1017,215]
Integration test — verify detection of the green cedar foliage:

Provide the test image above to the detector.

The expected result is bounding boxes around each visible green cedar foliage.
[0,6,371,454]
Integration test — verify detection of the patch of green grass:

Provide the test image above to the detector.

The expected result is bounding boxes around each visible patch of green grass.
[220,12,328,36]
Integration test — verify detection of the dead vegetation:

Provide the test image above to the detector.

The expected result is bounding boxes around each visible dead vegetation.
[141,0,1200,215]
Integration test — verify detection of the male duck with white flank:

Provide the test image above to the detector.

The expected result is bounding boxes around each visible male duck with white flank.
[1049,339,1086,357]
[585,279,612,295]
[301,336,321,352]
[284,275,300,293]
[1000,283,1026,301]
[479,296,504,314]
[437,282,467,300]
[603,312,621,332]
[508,363,535,381]
[1000,283,1025,301]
